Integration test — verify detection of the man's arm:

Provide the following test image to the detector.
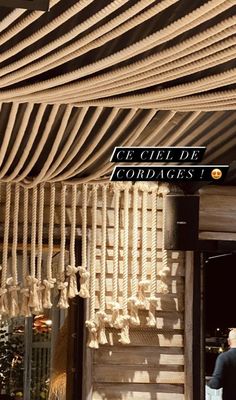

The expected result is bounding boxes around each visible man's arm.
[208,354,225,389]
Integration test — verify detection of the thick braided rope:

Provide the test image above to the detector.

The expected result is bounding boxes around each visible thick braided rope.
[133,184,150,309]
[3,104,47,182]
[0,0,60,46]
[86,184,99,348]
[29,15,236,103]
[128,184,140,326]
[0,104,18,168]
[118,184,131,344]
[0,0,94,63]
[34,182,45,313]
[147,185,159,327]
[20,187,31,317]
[58,184,69,309]
[66,184,79,299]
[0,183,11,314]
[43,183,56,308]
[0,104,33,179]
[158,185,171,294]
[1,0,230,102]
[1,0,175,86]
[78,184,90,298]
[27,185,39,310]
[8,183,20,317]
[96,185,108,345]
[0,9,25,34]
[108,184,122,329]
[43,107,88,181]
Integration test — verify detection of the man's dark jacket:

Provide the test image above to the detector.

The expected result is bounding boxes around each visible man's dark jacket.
[208,348,236,400]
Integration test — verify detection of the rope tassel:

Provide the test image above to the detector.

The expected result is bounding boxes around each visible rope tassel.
[7,277,20,317]
[96,311,108,345]
[0,288,9,315]
[27,276,39,308]
[146,297,158,327]
[118,315,131,345]
[20,288,31,317]
[86,320,99,349]
[66,265,79,298]
[109,301,123,329]
[136,279,150,308]
[57,282,69,309]
[43,278,56,309]
[128,297,140,326]
[78,267,90,298]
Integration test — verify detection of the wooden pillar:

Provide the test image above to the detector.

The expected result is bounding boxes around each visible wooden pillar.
[66,239,84,400]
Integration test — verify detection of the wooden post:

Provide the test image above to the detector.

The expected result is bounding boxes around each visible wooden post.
[185,251,194,400]
[66,239,84,400]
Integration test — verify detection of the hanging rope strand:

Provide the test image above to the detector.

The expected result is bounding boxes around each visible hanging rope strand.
[27,186,39,310]
[147,185,159,327]
[66,184,80,299]
[20,187,31,317]
[35,182,45,313]
[137,184,150,308]
[128,184,140,326]
[8,183,20,317]
[43,183,56,309]
[118,184,131,345]
[86,184,99,348]
[0,183,11,315]
[57,184,69,309]
[109,185,122,328]
[78,184,90,298]
[96,184,108,344]
[158,184,171,294]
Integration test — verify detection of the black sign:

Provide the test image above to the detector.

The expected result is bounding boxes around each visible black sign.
[111,147,206,163]
[110,165,229,182]
[0,0,49,10]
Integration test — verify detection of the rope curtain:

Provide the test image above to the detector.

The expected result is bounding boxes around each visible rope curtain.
[0,181,171,347]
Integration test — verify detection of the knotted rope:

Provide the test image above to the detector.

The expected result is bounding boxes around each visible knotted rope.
[136,183,150,309]
[8,183,20,317]
[43,183,56,308]
[78,184,90,298]
[158,184,171,294]
[86,184,99,348]
[118,184,131,345]
[109,184,122,329]
[27,186,39,310]
[66,185,80,299]
[34,182,45,314]
[57,184,69,309]
[128,183,140,326]
[20,187,31,317]
[147,185,159,327]
[0,183,11,315]
[96,185,108,344]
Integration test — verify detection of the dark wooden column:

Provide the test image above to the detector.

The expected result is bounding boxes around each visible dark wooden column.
[66,239,85,400]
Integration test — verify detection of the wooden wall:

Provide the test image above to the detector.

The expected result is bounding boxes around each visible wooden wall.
[85,190,185,400]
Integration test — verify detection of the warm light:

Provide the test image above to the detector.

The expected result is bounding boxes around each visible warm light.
[217,328,220,331]
[45,320,52,327]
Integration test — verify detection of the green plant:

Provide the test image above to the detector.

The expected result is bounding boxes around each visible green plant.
[0,323,24,396]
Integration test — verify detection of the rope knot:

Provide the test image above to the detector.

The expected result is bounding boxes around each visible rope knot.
[66,265,80,299]
[26,276,40,308]
[96,311,108,345]
[136,279,150,309]
[0,288,8,315]
[128,296,140,326]
[85,320,99,349]
[57,281,69,309]
[20,287,31,317]
[118,315,131,345]
[109,301,123,328]
[7,282,20,318]
[43,278,56,309]
[77,266,90,298]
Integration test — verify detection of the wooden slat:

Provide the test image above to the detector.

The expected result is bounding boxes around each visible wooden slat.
[93,383,184,400]
[94,347,184,366]
[199,231,236,241]
[102,332,184,347]
[93,365,184,384]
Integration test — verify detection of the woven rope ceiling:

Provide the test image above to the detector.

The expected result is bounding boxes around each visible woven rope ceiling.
[0,0,236,185]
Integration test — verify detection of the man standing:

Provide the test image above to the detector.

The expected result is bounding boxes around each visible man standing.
[208,329,236,399]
